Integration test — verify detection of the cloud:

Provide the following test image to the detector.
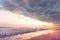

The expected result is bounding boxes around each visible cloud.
[0,0,60,24]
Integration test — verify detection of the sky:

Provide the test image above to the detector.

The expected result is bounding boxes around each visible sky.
[0,0,60,27]
[0,9,53,29]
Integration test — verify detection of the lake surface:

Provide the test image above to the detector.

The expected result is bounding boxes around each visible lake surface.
[0,29,60,40]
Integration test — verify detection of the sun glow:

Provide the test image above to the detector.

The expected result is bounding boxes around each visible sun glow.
[0,9,54,28]
[16,15,54,28]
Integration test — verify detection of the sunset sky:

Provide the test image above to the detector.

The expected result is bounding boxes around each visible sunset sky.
[0,9,53,29]
[0,0,60,29]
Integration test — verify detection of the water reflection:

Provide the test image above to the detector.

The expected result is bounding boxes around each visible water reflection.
[17,30,54,40]
[0,30,60,40]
